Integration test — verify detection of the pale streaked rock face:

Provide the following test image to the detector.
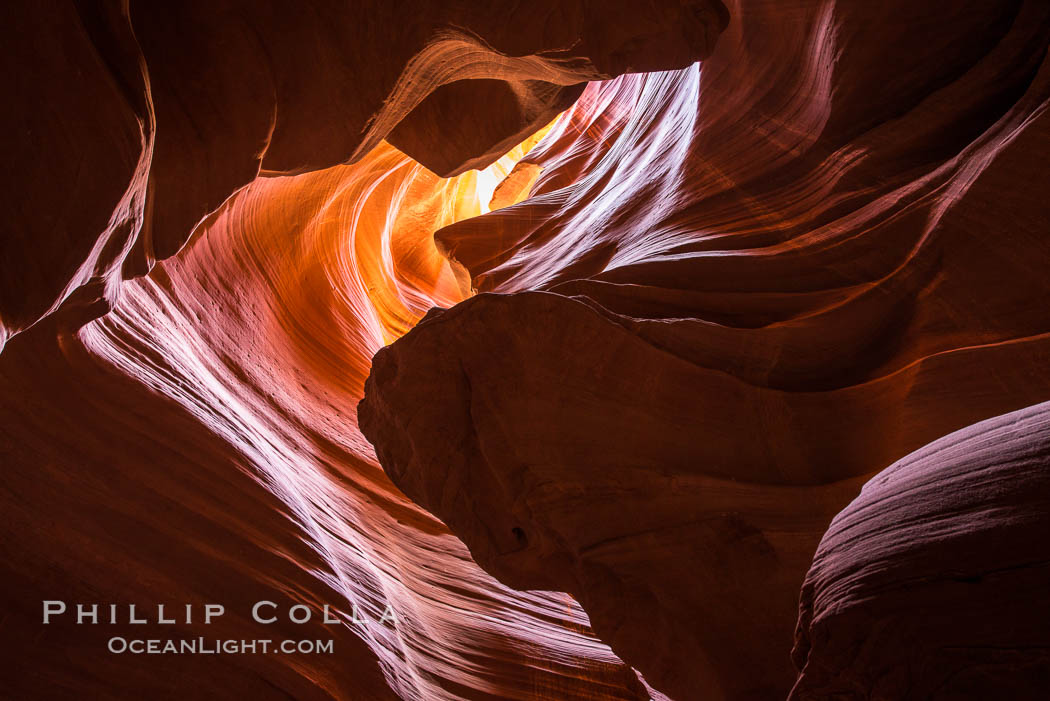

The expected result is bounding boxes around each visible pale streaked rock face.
[792,402,1050,701]
[5,1,1050,699]
[362,1,1050,698]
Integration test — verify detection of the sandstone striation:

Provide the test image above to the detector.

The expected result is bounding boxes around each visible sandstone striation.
[1,0,727,350]
[5,0,1050,699]
[1,137,656,698]
[791,401,1050,700]
[360,1,1050,698]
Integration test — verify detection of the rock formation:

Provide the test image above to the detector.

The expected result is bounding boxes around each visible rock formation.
[360,1,1050,698]
[4,0,1050,699]
[1,0,727,350]
[2,6,726,690]
[1,136,660,699]
[792,401,1050,700]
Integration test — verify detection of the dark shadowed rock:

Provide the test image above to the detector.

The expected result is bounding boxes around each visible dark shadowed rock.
[792,401,1050,700]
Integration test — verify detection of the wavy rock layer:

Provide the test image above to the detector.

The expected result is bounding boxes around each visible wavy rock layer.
[1,137,663,699]
[360,1,1050,699]
[0,0,726,351]
[3,2,738,698]
[6,0,1050,699]
[792,401,1050,700]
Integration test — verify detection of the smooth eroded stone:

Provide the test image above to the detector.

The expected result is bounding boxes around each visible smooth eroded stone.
[792,402,1050,700]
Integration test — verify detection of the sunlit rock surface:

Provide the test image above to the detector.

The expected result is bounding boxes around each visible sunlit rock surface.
[1,0,726,350]
[360,1,1050,699]
[2,5,726,691]
[5,0,1050,699]
[0,137,660,699]
[791,401,1050,700]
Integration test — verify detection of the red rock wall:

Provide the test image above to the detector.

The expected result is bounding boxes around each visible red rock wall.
[360,1,1050,698]
[791,400,1050,700]
[1,141,659,699]
[4,0,1050,699]
[9,0,734,694]
[1,0,726,349]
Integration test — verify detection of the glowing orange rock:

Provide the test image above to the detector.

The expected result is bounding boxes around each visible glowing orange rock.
[360,2,1050,699]
[0,127,660,699]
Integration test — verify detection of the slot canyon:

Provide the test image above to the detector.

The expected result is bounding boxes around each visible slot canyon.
[3,1,1050,699]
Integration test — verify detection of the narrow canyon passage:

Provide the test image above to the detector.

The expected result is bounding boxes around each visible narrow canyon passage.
[4,1,1050,700]
[2,117,667,699]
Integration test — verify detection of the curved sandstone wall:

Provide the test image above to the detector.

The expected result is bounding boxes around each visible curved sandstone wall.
[4,1,1050,699]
